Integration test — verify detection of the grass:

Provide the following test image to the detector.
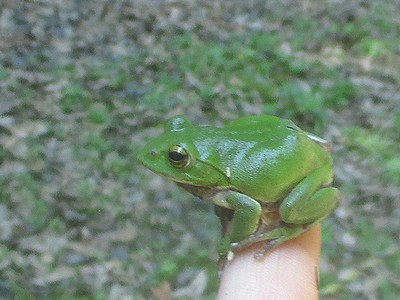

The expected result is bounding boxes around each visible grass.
[141,32,358,130]
[1,0,399,299]
[343,126,400,185]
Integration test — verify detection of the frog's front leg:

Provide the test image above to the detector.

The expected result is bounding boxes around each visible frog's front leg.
[214,191,262,255]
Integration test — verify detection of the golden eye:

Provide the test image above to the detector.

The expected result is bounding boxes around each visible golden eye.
[168,145,191,168]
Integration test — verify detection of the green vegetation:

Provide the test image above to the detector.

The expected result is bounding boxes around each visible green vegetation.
[1,1,399,299]
[141,32,359,131]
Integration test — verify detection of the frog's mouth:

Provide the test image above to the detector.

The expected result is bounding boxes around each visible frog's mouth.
[176,182,218,200]
[176,181,237,204]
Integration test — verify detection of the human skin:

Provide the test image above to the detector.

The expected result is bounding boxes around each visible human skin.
[217,225,321,300]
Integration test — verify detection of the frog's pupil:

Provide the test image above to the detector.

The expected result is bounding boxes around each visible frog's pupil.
[169,151,184,162]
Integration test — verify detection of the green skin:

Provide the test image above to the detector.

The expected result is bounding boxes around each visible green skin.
[138,115,339,258]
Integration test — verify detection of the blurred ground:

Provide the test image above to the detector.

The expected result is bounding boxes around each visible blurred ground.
[1,0,399,299]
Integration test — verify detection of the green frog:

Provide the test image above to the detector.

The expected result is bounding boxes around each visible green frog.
[138,115,339,259]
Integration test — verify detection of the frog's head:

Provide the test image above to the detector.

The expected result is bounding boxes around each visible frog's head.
[138,115,228,187]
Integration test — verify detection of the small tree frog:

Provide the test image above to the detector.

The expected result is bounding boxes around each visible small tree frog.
[138,115,339,259]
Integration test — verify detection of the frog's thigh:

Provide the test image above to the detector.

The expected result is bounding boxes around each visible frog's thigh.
[279,167,339,224]
[224,192,262,242]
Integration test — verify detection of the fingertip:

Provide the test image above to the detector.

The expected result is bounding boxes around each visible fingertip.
[217,225,321,300]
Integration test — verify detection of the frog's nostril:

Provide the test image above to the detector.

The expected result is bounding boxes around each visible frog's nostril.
[150,149,157,157]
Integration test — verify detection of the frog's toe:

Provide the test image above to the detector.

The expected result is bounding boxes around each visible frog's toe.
[254,237,287,259]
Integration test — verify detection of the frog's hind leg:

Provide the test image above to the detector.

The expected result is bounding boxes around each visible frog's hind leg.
[280,186,339,225]
[279,167,339,225]
[231,182,339,259]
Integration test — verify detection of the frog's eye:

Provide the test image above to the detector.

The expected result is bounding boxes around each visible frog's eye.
[168,145,191,168]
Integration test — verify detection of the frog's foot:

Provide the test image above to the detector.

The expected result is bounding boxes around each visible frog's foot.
[253,235,293,259]
[217,249,238,276]
[229,225,286,251]
[254,223,315,259]
[230,223,314,259]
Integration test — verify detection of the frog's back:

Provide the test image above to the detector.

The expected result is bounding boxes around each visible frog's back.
[225,115,298,134]
[196,115,331,202]
[222,115,301,150]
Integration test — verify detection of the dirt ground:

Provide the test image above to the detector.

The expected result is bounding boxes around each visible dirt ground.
[1,1,399,299]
